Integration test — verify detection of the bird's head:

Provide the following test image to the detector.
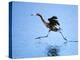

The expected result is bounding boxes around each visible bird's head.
[31,14,36,16]
[31,13,41,16]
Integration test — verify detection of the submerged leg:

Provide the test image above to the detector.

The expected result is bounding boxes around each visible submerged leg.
[35,30,51,39]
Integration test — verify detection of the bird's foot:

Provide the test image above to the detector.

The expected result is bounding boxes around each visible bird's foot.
[64,40,78,44]
[68,41,78,42]
[64,37,67,41]
[35,35,48,39]
[35,37,41,39]
[63,38,68,44]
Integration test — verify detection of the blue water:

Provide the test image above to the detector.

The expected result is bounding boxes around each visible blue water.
[11,2,78,58]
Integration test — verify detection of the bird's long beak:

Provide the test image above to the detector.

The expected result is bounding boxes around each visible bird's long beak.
[31,14,36,16]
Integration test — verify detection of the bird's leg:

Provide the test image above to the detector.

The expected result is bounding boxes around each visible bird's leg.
[59,31,78,43]
[59,31,68,43]
[35,30,51,39]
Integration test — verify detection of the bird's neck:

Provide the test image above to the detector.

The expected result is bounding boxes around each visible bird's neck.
[37,15,47,25]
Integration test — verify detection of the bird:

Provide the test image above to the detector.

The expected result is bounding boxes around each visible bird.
[31,13,67,42]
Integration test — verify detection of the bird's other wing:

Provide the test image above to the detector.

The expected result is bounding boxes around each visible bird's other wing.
[54,20,60,25]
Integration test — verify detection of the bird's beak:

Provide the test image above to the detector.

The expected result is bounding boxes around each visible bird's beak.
[31,14,36,16]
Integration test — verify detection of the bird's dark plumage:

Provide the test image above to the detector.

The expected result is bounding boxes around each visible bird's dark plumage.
[48,16,60,26]
[48,16,58,20]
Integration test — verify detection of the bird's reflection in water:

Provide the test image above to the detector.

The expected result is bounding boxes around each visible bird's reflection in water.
[35,39,78,56]
[46,45,60,56]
